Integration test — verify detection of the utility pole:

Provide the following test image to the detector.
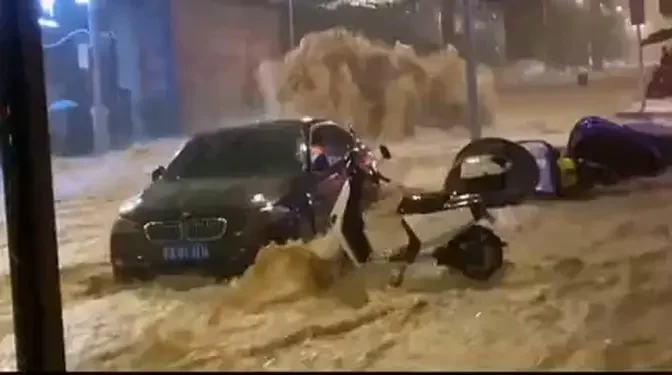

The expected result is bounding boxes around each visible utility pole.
[629,0,646,110]
[289,0,296,47]
[589,0,605,71]
[440,0,456,45]
[87,0,109,153]
[0,0,66,371]
[462,0,481,139]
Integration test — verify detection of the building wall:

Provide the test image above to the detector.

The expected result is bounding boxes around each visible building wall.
[411,0,442,45]
[108,0,182,139]
[169,0,284,133]
[107,0,143,138]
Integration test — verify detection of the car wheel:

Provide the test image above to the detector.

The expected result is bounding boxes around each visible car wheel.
[433,224,505,281]
[112,265,135,284]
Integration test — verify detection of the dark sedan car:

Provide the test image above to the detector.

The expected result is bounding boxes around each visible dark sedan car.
[109,118,381,282]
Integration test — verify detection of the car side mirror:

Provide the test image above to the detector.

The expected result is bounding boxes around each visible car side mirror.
[151,166,166,182]
[379,145,392,160]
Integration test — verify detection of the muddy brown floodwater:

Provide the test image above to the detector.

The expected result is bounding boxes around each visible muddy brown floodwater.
[1,76,672,370]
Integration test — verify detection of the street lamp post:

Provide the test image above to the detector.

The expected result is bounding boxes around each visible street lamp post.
[289,0,296,47]
[87,0,109,153]
[462,0,481,139]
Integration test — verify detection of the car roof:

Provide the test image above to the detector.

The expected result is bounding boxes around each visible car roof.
[190,118,345,141]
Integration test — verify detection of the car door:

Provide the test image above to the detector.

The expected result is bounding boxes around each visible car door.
[308,123,355,232]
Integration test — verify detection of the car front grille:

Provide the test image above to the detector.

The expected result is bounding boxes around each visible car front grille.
[184,218,227,241]
[143,218,228,242]
[144,222,182,242]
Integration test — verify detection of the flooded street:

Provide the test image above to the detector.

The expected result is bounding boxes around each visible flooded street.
[1,77,672,370]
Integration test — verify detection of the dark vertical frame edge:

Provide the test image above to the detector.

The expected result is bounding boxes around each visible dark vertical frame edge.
[0,0,66,371]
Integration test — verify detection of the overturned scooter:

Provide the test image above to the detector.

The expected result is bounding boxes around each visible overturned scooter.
[329,145,507,287]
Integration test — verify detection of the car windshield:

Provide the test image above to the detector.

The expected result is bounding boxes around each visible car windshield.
[163,125,304,180]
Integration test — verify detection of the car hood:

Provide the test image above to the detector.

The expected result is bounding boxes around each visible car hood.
[127,176,296,222]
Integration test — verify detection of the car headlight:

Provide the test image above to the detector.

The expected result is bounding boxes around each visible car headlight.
[118,195,142,215]
[260,203,291,215]
[250,193,290,215]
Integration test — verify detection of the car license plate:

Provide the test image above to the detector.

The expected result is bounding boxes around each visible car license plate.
[162,243,210,261]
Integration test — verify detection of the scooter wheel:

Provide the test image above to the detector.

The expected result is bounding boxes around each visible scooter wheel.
[433,225,505,281]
